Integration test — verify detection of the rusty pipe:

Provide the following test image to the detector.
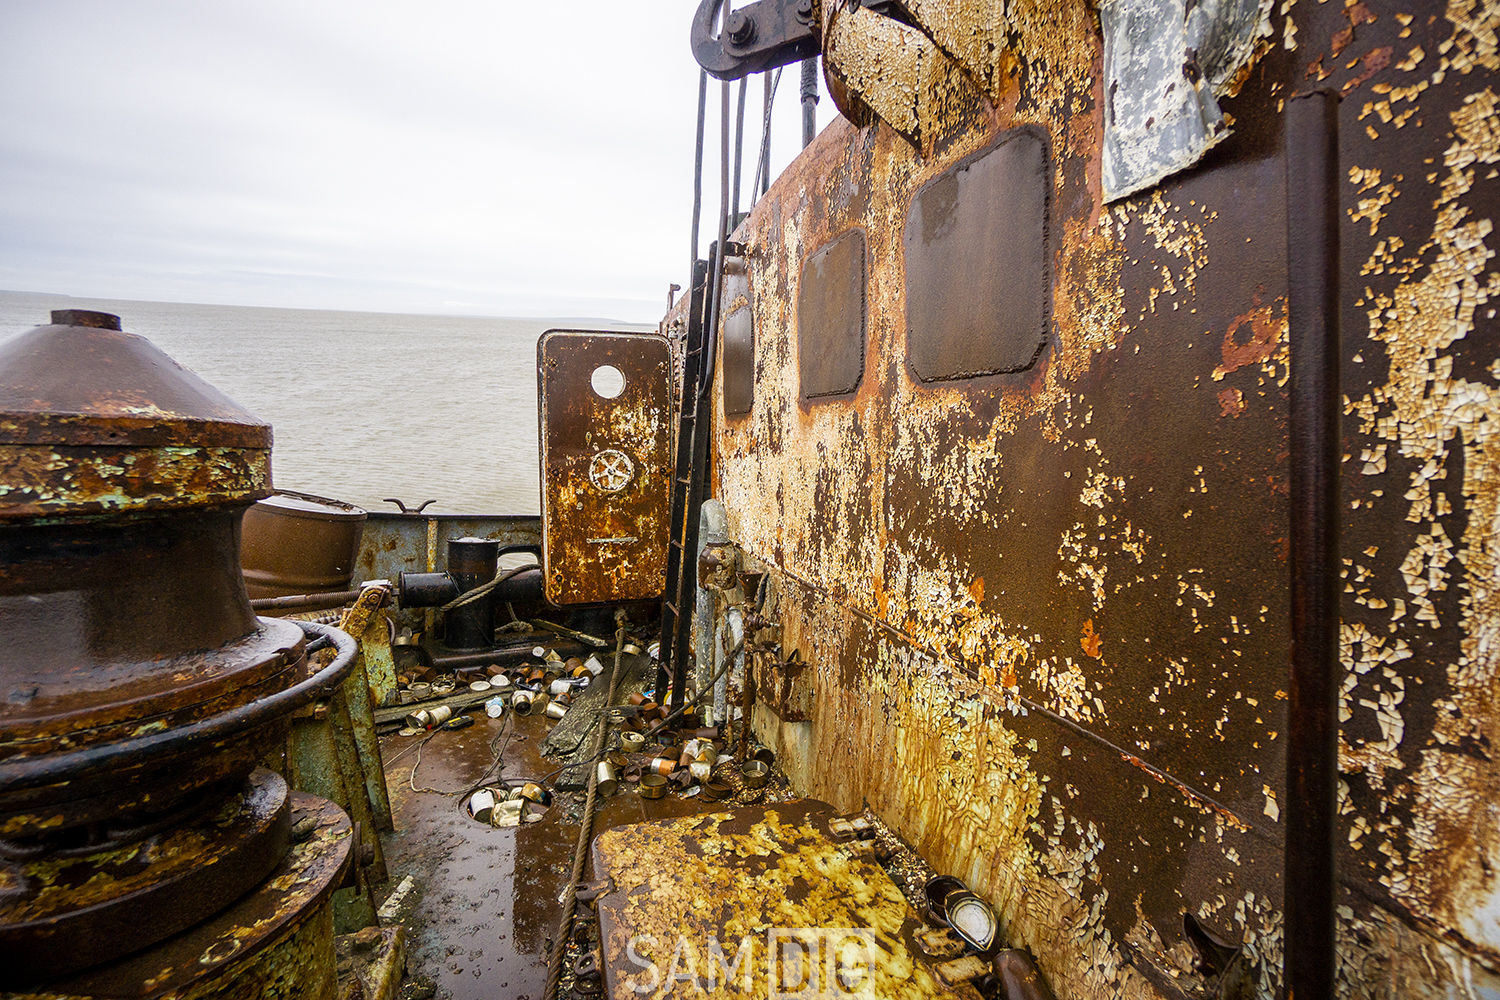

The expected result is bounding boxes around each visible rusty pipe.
[1284,88,1341,1000]
[250,588,363,613]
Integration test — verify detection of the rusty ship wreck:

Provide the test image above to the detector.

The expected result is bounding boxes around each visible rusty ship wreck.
[2,0,1499,998]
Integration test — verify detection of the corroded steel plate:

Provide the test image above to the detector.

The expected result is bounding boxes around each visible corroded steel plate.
[591,800,980,1000]
[538,331,672,605]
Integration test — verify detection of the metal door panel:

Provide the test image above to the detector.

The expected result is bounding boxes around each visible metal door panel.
[537,330,672,605]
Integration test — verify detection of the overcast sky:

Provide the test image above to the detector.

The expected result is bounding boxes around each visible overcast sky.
[0,2,836,324]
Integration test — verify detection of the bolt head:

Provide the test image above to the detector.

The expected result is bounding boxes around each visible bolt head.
[726,10,755,44]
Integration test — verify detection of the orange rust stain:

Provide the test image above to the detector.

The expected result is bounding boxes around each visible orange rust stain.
[1214,304,1280,378]
[1080,619,1102,659]
[1218,387,1247,418]
[999,661,1018,689]
[1344,45,1395,92]
[969,577,985,603]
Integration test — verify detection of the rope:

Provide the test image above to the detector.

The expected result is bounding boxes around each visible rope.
[439,564,531,613]
[542,615,628,1000]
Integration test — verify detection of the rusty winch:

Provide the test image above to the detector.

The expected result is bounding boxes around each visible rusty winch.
[0,310,357,991]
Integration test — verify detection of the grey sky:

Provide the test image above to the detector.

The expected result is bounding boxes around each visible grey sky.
[0,2,836,323]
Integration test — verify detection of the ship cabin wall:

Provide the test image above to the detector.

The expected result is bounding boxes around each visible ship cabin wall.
[703,0,1500,996]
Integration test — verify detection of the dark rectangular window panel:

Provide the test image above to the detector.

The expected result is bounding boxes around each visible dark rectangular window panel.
[904,127,1050,382]
[721,262,754,416]
[797,229,867,400]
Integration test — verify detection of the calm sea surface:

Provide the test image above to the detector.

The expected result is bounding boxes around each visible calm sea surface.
[0,290,653,515]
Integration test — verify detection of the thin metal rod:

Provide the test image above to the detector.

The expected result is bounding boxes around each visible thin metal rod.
[688,69,708,279]
[1284,88,1341,1000]
[250,588,362,613]
[750,67,783,208]
[800,56,819,147]
[761,71,773,196]
[698,79,732,404]
[731,76,748,225]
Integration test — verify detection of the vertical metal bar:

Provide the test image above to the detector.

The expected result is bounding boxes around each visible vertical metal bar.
[1284,88,1341,1000]
[424,516,438,639]
[731,77,748,225]
[761,71,773,197]
[800,57,819,148]
[656,259,711,703]
[689,69,708,278]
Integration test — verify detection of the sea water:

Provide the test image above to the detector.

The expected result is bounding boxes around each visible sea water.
[0,290,652,515]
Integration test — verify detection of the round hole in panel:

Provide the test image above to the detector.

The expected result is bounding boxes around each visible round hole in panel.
[590,365,626,399]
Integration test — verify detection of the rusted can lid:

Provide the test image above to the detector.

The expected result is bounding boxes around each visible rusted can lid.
[254,490,368,521]
[0,311,272,518]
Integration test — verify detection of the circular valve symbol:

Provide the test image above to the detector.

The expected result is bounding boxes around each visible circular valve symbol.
[588,449,635,492]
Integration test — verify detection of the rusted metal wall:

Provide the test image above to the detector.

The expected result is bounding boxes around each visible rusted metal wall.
[706,0,1500,995]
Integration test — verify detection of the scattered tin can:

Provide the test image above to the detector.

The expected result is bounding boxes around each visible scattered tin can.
[491,799,524,828]
[549,678,572,697]
[406,709,432,729]
[519,782,550,805]
[408,682,432,701]
[470,680,492,692]
[628,693,648,707]
[620,731,645,752]
[584,656,604,676]
[531,646,548,659]
[469,788,497,823]
[703,779,732,801]
[545,701,568,720]
[924,876,966,928]
[648,757,676,776]
[945,891,998,952]
[513,691,535,715]
[596,761,619,796]
[688,761,711,782]
[604,750,629,768]
[647,642,660,659]
[432,676,456,695]
[485,695,508,718]
[740,760,770,789]
[399,689,416,705]
[753,747,775,766]
[428,705,452,726]
[565,657,584,675]
[397,726,421,737]
[639,774,668,798]
[623,643,642,656]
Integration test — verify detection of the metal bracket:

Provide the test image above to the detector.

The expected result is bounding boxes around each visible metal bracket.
[690,0,820,79]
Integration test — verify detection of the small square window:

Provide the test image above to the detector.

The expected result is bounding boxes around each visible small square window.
[797,229,867,400]
[904,127,1051,382]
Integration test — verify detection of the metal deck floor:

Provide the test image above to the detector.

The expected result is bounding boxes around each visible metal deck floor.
[374,706,711,1000]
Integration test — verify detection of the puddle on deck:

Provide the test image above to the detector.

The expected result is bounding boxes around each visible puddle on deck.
[375,706,713,1000]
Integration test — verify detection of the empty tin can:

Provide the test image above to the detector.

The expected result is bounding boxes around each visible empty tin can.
[639,774,668,799]
[649,757,676,776]
[469,788,497,823]
[596,761,619,796]
[545,701,568,720]
[513,691,535,715]
[620,731,645,752]
[741,760,770,788]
